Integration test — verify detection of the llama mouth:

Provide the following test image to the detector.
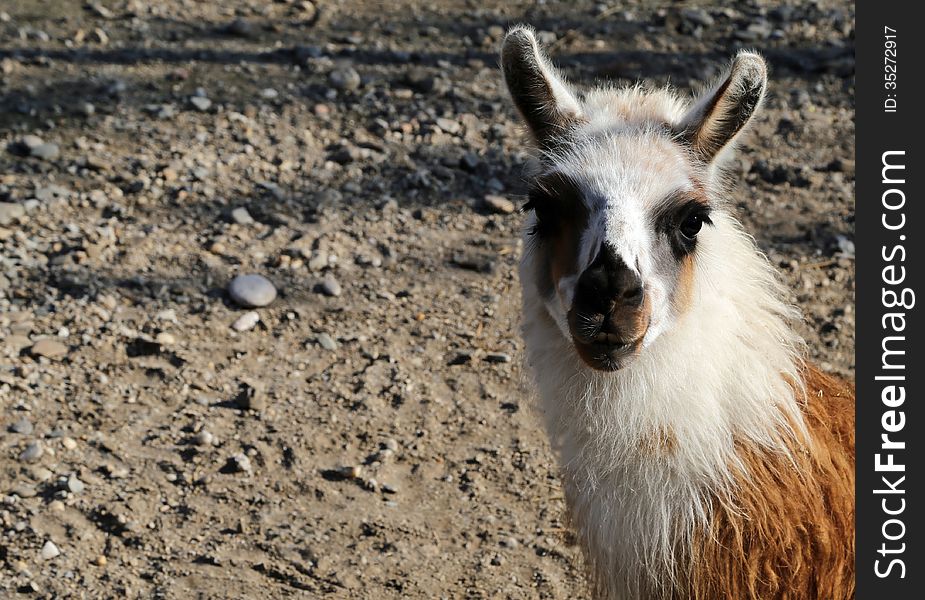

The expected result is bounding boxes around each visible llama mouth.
[572,335,642,371]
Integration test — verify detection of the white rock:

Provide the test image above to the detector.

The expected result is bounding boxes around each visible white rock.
[41,541,60,560]
[232,311,260,332]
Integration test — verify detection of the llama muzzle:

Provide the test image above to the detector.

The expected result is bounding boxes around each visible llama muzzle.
[567,245,650,371]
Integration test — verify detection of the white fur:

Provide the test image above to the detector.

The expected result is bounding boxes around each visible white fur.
[514,49,807,599]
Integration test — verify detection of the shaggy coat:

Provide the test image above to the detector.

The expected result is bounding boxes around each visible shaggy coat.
[503,26,855,600]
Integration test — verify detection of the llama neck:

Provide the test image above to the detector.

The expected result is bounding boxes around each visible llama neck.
[521,211,806,589]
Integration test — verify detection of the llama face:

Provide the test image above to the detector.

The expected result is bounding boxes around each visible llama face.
[502,26,766,371]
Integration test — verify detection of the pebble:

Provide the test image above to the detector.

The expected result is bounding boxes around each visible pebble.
[227,18,255,37]
[436,117,460,134]
[230,207,254,225]
[10,483,37,498]
[0,202,25,226]
[194,430,214,446]
[484,352,512,364]
[95,555,108,567]
[228,274,277,307]
[234,381,264,411]
[67,476,85,494]
[62,437,77,450]
[19,441,44,463]
[103,464,129,479]
[338,465,362,479]
[19,134,44,150]
[228,453,252,473]
[680,8,715,27]
[189,96,212,111]
[155,332,176,345]
[459,153,480,171]
[231,311,260,332]
[31,142,60,161]
[319,274,342,297]
[483,194,516,215]
[30,338,68,359]
[329,67,361,91]
[30,467,53,482]
[41,541,60,560]
[10,418,33,434]
[79,101,95,116]
[317,332,337,351]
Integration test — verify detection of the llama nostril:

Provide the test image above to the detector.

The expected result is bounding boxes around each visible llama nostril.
[622,285,643,302]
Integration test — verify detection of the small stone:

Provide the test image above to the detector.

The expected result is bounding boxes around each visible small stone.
[227,18,255,37]
[89,27,109,44]
[260,88,279,99]
[228,453,252,473]
[189,96,211,111]
[30,143,60,161]
[231,311,260,332]
[67,476,85,494]
[459,153,480,171]
[230,207,254,225]
[19,134,44,150]
[319,274,342,297]
[0,202,25,226]
[19,441,44,463]
[48,500,65,512]
[329,67,361,91]
[381,482,398,494]
[61,437,77,450]
[30,467,53,482]
[835,235,855,258]
[228,274,277,307]
[10,483,37,498]
[41,541,60,560]
[484,352,512,364]
[435,117,460,134]
[79,101,95,116]
[483,194,515,215]
[10,418,33,435]
[316,333,337,351]
[104,464,129,479]
[234,381,264,411]
[194,430,214,446]
[30,338,68,359]
[680,8,715,27]
[338,465,362,479]
[95,555,107,567]
[155,332,176,345]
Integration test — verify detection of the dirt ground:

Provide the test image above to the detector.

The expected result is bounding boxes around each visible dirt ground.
[0,1,854,598]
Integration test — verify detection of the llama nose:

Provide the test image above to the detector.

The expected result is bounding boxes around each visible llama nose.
[576,245,644,311]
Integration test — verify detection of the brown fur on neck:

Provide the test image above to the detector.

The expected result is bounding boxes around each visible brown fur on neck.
[685,365,855,600]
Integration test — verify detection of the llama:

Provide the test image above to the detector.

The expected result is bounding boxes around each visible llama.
[501,26,854,599]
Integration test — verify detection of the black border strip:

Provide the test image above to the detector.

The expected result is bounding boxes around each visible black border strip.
[857,2,921,596]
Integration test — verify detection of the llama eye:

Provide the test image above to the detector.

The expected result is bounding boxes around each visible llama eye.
[679,213,704,240]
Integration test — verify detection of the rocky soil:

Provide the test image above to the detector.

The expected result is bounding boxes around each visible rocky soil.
[1,1,853,598]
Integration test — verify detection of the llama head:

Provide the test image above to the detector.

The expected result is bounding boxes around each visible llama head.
[502,26,767,371]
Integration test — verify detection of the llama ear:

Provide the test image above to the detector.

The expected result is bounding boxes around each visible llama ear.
[679,51,768,162]
[501,26,583,147]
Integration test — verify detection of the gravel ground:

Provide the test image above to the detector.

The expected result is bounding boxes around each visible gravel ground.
[1,1,853,598]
